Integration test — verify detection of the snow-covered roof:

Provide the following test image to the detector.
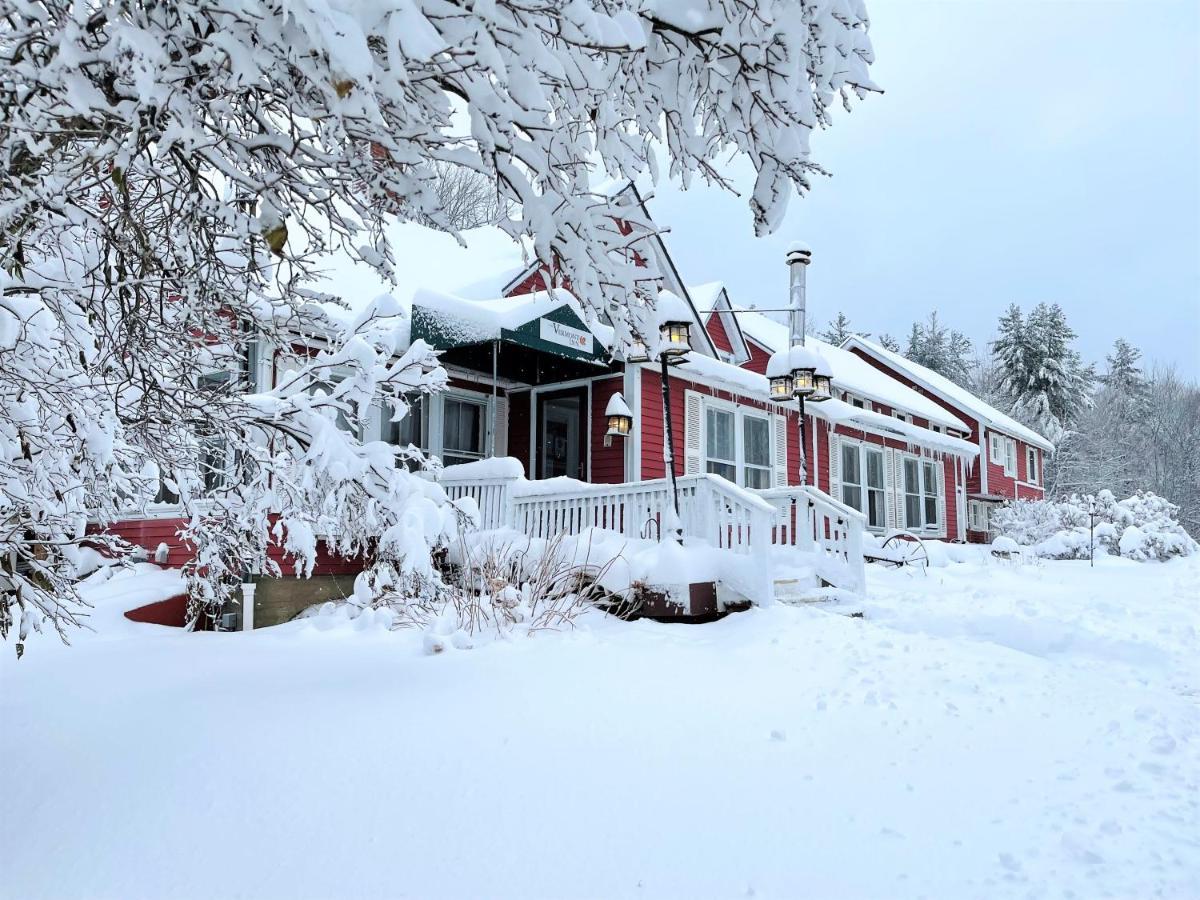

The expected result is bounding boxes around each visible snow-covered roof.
[660,354,976,459]
[734,310,970,432]
[843,336,1055,452]
[688,281,726,315]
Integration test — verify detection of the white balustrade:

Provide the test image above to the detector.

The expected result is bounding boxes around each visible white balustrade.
[439,458,864,598]
[758,485,866,594]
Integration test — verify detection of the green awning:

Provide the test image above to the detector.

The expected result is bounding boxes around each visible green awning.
[410,301,605,365]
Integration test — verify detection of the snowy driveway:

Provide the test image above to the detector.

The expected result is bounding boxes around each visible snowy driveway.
[2,556,1198,899]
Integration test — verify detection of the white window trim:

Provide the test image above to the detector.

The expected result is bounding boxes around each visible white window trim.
[435,390,492,466]
[700,395,774,490]
[990,432,1018,477]
[900,452,943,534]
[1026,446,1038,485]
[838,437,887,532]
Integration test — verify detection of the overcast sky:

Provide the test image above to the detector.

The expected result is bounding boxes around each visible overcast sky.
[646,0,1200,378]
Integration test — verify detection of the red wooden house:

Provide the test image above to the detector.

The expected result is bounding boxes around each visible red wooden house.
[104,182,1046,624]
[841,337,1053,542]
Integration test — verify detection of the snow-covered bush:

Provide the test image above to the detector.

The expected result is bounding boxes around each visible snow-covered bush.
[991,491,1198,562]
[304,531,625,650]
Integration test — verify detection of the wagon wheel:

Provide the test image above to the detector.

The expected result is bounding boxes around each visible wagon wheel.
[881,531,929,572]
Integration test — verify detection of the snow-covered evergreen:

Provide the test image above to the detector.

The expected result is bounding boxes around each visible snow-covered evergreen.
[819,311,864,345]
[991,303,1094,446]
[901,311,974,387]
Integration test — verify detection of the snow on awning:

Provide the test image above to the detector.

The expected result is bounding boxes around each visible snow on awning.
[409,288,607,365]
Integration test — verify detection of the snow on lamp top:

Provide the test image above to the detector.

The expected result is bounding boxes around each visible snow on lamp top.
[605,392,633,419]
[766,344,820,379]
[655,289,693,358]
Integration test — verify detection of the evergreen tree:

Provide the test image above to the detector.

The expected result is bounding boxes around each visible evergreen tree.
[991,303,1093,447]
[820,312,863,345]
[1104,339,1148,402]
[877,333,901,352]
[901,311,974,386]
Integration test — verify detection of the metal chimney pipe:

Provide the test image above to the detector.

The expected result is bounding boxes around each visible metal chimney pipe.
[786,242,812,346]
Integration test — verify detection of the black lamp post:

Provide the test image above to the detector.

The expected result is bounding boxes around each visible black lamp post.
[656,306,691,543]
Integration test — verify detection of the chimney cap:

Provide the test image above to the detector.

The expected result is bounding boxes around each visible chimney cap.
[785,241,812,265]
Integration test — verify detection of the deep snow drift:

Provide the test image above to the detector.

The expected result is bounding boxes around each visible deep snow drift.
[2,555,1197,899]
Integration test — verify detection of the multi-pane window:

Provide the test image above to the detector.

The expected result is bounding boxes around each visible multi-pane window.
[383,395,426,450]
[702,402,776,490]
[903,457,922,528]
[865,448,886,529]
[442,397,486,466]
[198,371,233,492]
[840,441,887,530]
[922,460,939,526]
[1026,447,1038,484]
[742,416,772,489]
[991,433,1017,476]
[841,443,862,512]
[705,407,737,482]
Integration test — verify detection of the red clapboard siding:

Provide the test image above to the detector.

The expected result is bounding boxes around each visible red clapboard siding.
[590,378,627,483]
[704,312,735,354]
[640,369,822,488]
[102,515,367,576]
[744,341,771,376]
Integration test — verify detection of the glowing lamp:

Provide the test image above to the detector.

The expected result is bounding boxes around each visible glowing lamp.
[769,374,794,402]
[605,392,634,437]
[809,353,833,402]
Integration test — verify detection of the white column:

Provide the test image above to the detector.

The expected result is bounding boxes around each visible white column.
[241,582,256,631]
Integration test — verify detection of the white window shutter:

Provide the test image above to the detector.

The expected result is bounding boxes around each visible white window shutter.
[684,391,703,475]
[492,395,508,457]
[828,431,840,500]
[773,413,789,487]
[936,462,947,537]
[884,448,897,531]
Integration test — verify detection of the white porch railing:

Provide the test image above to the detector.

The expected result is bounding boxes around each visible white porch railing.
[438,461,866,601]
[757,485,866,594]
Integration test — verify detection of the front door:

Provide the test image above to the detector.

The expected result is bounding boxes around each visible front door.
[538,388,586,479]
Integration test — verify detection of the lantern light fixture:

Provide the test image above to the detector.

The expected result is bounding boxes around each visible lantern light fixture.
[605,392,634,437]
[624,338,651,364]
[768,373,794,402]
[655,290,694,362]
[809,352,833,402]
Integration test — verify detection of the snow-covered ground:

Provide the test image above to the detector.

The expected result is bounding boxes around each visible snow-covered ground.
[2,555,1198,899]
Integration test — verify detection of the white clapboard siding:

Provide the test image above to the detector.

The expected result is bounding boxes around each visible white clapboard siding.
[773,413,789,487]
[684,390,703,475]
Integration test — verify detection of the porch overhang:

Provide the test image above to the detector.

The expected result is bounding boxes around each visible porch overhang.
[410,292,615,385]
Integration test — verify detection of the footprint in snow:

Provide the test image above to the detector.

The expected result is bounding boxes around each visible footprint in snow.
[769,729,787,742]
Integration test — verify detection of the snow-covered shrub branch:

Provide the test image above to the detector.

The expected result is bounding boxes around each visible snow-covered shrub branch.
[304,530,626,650]
[991,491,1198,562]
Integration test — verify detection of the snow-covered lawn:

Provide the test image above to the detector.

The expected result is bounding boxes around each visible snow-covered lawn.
[3,555,1198,899]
